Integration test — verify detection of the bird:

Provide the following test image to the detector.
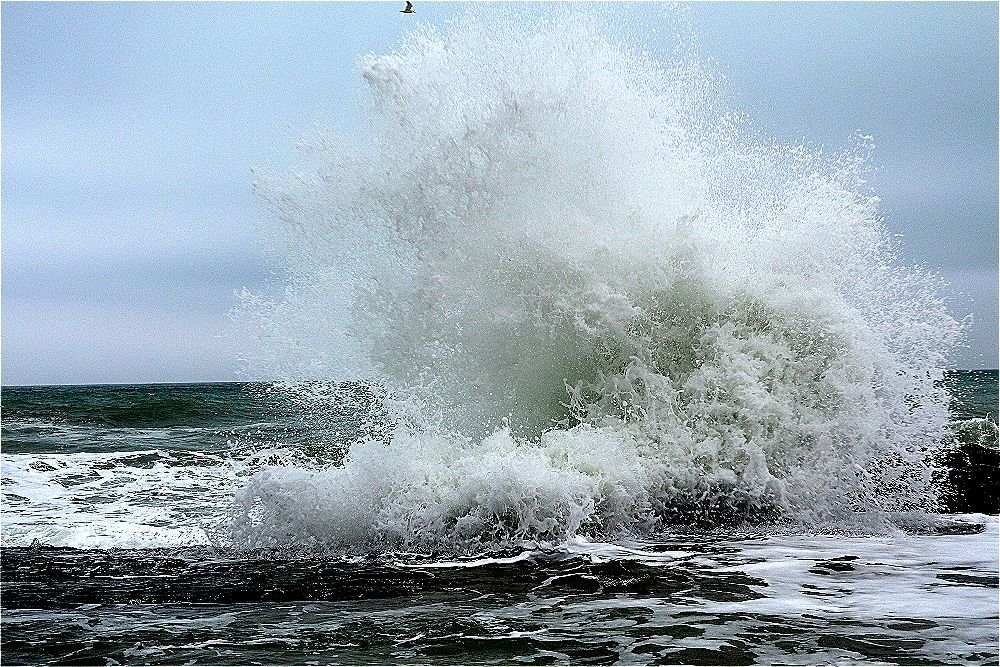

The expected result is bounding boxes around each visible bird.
[401,1,415,13]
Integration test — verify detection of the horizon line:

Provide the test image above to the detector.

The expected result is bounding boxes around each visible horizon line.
[3,369,998,390]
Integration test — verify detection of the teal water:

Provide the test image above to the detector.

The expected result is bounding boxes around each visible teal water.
[944,370,1000,424]
[1,372,996,665]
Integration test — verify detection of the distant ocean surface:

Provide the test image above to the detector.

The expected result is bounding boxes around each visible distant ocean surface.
[1,371,997,665]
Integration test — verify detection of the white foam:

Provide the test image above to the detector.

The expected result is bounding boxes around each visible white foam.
[232,8,963,553]
[1,449,288,549]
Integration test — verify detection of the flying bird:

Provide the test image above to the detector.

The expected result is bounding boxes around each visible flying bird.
[401,1,415,13]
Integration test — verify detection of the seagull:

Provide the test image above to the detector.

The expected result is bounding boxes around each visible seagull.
[401,1,415,13]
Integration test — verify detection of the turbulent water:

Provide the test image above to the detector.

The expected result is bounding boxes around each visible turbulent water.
[1,376,997,664]
[235,9,965,551]
[3,7,998,666]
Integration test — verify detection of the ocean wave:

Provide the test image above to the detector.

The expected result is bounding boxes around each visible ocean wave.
[226,8,963,552]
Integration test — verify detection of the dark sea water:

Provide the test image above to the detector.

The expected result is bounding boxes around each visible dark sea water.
[1,371,997,665]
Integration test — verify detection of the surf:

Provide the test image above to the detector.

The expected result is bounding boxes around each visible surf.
[232,7,964,553]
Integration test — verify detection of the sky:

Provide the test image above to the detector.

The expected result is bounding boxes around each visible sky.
[2,1,997,386]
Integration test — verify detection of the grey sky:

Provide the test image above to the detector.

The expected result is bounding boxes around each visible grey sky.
[2,2,997,385]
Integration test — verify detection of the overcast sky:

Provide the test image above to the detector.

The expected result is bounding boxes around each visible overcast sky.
[2,2,997,386]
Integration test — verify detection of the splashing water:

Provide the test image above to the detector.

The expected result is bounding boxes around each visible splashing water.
[233,8,963,554]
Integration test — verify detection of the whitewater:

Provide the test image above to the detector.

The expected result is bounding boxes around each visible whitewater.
[232,8,963,554]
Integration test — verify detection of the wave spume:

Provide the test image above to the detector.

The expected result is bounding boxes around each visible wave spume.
[234,9,962,553]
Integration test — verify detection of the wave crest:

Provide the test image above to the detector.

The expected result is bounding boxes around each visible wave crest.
[233,8,963,552]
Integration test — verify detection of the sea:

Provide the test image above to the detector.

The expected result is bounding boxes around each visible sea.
[4,7,1000,666]
[1,373,997,665]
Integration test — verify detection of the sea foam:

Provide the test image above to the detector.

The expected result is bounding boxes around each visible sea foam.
[232,8,963,553]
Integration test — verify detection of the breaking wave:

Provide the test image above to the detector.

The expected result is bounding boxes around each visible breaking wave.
[233,8,963,553]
